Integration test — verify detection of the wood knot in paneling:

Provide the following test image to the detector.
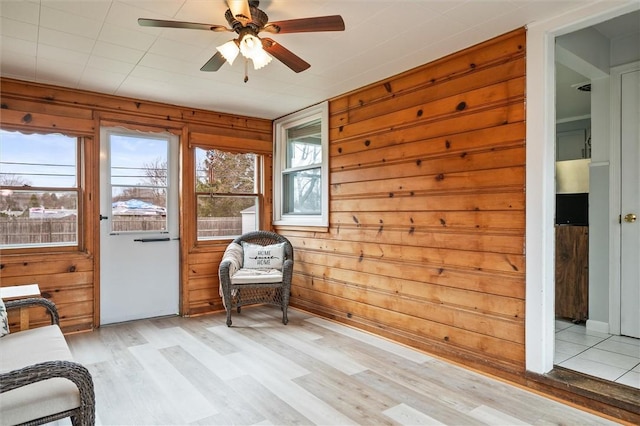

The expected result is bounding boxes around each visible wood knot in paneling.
[22,113,32,123]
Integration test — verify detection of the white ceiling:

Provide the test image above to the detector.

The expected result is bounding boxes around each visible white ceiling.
[0,0,629,119]
[555,9,640,121]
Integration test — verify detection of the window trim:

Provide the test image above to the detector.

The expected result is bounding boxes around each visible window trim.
[273,102,329,228]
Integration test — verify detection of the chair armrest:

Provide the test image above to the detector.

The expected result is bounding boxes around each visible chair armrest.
[0,360,95,425]
[4,297,59,325]
[282,258,294,278]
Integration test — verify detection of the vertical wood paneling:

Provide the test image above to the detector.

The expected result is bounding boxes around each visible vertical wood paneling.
[0,78,272,332]
[277,28,527,373]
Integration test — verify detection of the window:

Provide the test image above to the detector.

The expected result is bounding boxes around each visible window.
[0,130,81,249]
[274,102,328,227]
[107,132,170,234]
[195,148,259,240]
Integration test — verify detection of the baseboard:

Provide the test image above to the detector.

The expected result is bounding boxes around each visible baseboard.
[586,319,609,334]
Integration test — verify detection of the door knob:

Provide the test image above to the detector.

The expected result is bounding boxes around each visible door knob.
[624,213,637,223]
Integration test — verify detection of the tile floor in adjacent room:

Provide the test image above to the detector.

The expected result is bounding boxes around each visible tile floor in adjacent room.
[555,319,640,389]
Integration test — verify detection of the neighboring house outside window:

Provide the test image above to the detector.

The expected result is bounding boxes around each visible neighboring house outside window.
[273,102,329,228]
[195,147,260,240]
[0,130,81,250]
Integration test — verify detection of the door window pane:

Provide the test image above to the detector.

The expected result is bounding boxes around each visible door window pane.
[109,134,168,233]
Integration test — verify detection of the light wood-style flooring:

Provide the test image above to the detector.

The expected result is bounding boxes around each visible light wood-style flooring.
[53,306,618,425]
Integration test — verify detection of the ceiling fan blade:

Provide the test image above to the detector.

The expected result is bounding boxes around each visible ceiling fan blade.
[227,0,252,22]
[262,38,310,73]
[200,52,227,72]
[138,18,230,32]
[263,15,345,34]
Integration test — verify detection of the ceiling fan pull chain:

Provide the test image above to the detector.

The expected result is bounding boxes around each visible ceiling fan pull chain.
[244,58,249,83]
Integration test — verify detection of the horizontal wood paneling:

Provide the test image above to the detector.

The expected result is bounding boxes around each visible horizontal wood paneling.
[1,252,94,333]
[0,77,272,331]
[278,28,527,372]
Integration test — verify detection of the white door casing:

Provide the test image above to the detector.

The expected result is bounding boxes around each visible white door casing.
[99,128,180,325]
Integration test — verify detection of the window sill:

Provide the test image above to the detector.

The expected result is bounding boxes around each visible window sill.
[274,224,329,233]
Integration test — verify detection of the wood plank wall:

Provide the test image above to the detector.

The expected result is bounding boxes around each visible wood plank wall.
[277,28,527,375]
[0,78,272,332]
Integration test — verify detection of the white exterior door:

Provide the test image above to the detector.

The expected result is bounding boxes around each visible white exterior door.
[99,128,179,325]
[620,68,640,338]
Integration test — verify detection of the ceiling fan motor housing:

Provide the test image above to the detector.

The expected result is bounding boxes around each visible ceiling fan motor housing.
[225,4,269,33]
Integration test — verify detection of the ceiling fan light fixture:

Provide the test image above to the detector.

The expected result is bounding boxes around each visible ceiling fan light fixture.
[216,40,240,65]
[251,48,272,70]
[239,33,263,58]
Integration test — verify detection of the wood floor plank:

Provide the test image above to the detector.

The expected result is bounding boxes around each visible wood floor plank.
[293,360,398,425]
[160,345,265,425]
[161,325,246,381]
[128,344,218,423]
[54,306,620,425]
[226,350,358,425]
[383,403,448,426]
[224,374,312,425]
[468,405,532,426]
[207,324,311,380]
[255,323,369,375]
[305,316,434,364]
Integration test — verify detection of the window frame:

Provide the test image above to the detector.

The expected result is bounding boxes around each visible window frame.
[193,146,262,241]
[104,128,173,236]
[273,102,329,228]
[0,129,84,252]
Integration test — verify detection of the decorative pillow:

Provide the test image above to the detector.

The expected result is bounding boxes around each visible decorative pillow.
[242,242,285,270]
[0,297,9,337]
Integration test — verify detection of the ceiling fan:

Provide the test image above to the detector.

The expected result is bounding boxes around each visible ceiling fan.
[138,0,345,77]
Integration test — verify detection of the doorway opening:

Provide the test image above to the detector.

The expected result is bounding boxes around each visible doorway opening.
[553,10,640,389]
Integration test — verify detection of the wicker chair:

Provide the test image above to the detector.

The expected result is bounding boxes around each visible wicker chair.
[219,231,294,327]
[0,298,95,426]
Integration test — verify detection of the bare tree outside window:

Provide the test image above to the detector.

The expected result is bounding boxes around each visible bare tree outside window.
[195,148,258,239]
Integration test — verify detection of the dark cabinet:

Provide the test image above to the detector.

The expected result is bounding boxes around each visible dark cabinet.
[555,225,589,322]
